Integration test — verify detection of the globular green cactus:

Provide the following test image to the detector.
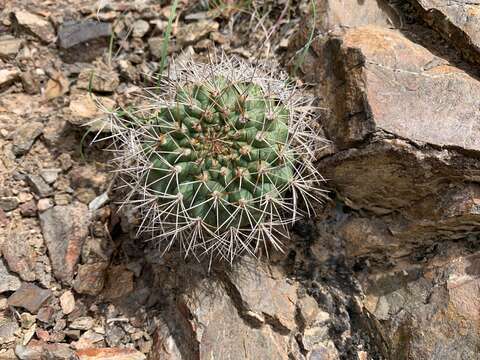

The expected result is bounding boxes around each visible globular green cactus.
[108,56,326,261]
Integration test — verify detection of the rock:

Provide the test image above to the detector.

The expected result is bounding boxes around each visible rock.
[319,26,480,151]
[68,94,115,131]
[176,20,219,46]
[0,259,21,294]
[19,200,37,217]
[76,348,146,360]
[43,343,75,359]
[39,168,60,184]
[77,67,119,93]
[174,277,293,360]
[58,20,112,63]
[0,197,19,211]
[11,11,55,43]
[12,122,43,156]
[2,233,37,281]
[0,68,20,89]
[74,330,104,349]
[298,296,320,328]
[0,35,23,59]
[20,70,41,95]
[8,283,51,313]
[19,313,36,329]
[58,153,73,171]
[26,175,53,197]
[0,318,19,343]
[148,37,166,59]
[411,0,480,63]
[363,253,480,359]
[132,20,149,38]
[73,262,108,296]
[70,166,108,192]
[36,306,54,324]
[37,198,53,212]
[44,72,70,99]
[101,266,134,300]
[15,340,43,360]
[59,291,75,315]
[224,258,298,331]
[70,317,94,331]
[76,188,97,204]
[311,26,480,261]
[39,203,90,284]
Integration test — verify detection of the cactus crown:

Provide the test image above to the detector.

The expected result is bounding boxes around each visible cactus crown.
[108,55,326,262]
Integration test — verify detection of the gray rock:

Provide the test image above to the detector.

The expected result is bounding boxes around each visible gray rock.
[0,197,19,211]
[175,20,219,46]
[0,319,19,344]
[39,203,90,284]
[0,35,23,59]
[0,259,21,294]
[11,11,55,43]
[411,0,480,63]
[77,66,119,93]
[26,175,53,197]
[69,316,94,330]
[8,283,52,313]
[2,233,36,281]
[132,19,150,38]
[39,168,60,184]
[57,20,112,63]
[0,68,20,89]
[12,122,43,156]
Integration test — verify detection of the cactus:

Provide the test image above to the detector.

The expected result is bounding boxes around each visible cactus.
[108,55,327,262]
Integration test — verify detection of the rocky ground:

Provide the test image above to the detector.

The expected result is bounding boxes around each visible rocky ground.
[0,0,479,359]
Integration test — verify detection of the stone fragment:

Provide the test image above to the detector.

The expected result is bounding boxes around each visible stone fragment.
[74,330,104,349]
[73,262,108,296]
[39,168,60,184]
[20,70,41,95]
[8,283,51,313]
[12,122,43,156]
[133,20,149,38]
[0,68,20,89]
[174,278,292,359]
[0,197,19,211]
[0,259,21,294]
[225,258,298,331]
[176,20,219,46]
[19,313,36,329]
[68,94,115,131]
[58,20,112,63]
[15,340,43,360]
[37,198,53,212]
[19,200,37,217]
[77,67,120,93]
[0,318,19,345]
[70,316,94,331]
[44,72,69,99]
[76,348,146,360]
[101,266,134,300]
[298,296,320,327]
[59,291,75,315]
[411,0,480,63]
[26,175,53,197]
[39,203,90,284]
[11,11,55,43]
[0,35,23,59]
[148,37,164,58]
[2,233,36,281]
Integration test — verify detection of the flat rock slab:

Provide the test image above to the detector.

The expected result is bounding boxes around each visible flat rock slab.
[324,25,480,151]
[176,279,293,360]
[39,203,90,284]
[57,21,111,63]
[8,283,52,313]
[412,0,480,63]
[12,121,43,156]
[76,348,146,360]
[0,259,21,294]
[11,11,55,43]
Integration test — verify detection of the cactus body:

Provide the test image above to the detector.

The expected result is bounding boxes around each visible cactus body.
[108,56,326,261]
